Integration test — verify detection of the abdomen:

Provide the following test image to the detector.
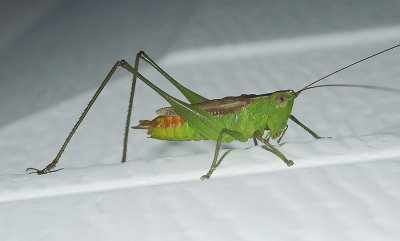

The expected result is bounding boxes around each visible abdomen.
[132,116,208,141]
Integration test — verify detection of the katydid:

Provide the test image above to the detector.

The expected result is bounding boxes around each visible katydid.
[27,44,400,179]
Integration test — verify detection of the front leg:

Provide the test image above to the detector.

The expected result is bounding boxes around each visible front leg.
[254,131,294,167]
[290,115,321,139]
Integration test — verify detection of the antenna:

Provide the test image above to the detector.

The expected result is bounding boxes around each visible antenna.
[296,44,400,95]
[300,84,400,94]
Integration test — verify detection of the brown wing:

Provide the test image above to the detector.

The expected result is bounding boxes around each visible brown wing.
[155,95,255,117]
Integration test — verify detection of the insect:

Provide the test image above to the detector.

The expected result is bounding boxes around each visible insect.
[27,44,400,179]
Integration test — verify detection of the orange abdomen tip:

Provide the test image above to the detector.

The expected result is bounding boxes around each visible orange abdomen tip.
[131,116,185,129]
[132,115,208,141]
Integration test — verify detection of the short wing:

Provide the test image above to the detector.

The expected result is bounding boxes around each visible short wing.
[156,95,254,117]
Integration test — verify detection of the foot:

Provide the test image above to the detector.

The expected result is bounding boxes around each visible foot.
[200,174,210,180]
[26,167,63,175]
[286,160,294,167]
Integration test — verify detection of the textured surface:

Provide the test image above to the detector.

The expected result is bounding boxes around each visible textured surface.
[1,1,400,240]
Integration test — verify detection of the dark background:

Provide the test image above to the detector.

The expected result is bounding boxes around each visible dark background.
[1,0,400,127]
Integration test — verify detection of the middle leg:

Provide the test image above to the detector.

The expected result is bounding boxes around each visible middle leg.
[201,128,247,180]
[254,131,294,167]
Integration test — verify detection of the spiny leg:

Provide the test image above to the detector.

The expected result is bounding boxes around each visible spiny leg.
[254,132,294,167]
[200,131,224,180]
[137,51,208,104]
[253,136,258,146]
[277,125,288,144]
[27,61,125,174]
[201,128,247,180]
[290,115,321,139]
[216,149,233,168]
[122,53,140,163]
[123,51,209,162]
[27,50,213,175]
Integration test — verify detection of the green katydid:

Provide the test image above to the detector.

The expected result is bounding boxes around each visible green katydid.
[27,44,400,179]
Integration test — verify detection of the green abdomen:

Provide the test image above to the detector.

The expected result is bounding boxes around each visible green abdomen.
[132,100,269,142]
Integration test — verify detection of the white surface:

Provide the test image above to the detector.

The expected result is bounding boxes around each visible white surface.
[1,1,400,240]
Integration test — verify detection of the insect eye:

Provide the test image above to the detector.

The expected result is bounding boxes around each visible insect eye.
[275,94,288,108]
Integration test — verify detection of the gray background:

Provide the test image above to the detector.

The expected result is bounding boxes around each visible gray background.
[1,0,400,127]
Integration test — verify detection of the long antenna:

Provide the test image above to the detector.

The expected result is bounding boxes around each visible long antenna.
[296,44,400,95]
[300,84,400,94]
